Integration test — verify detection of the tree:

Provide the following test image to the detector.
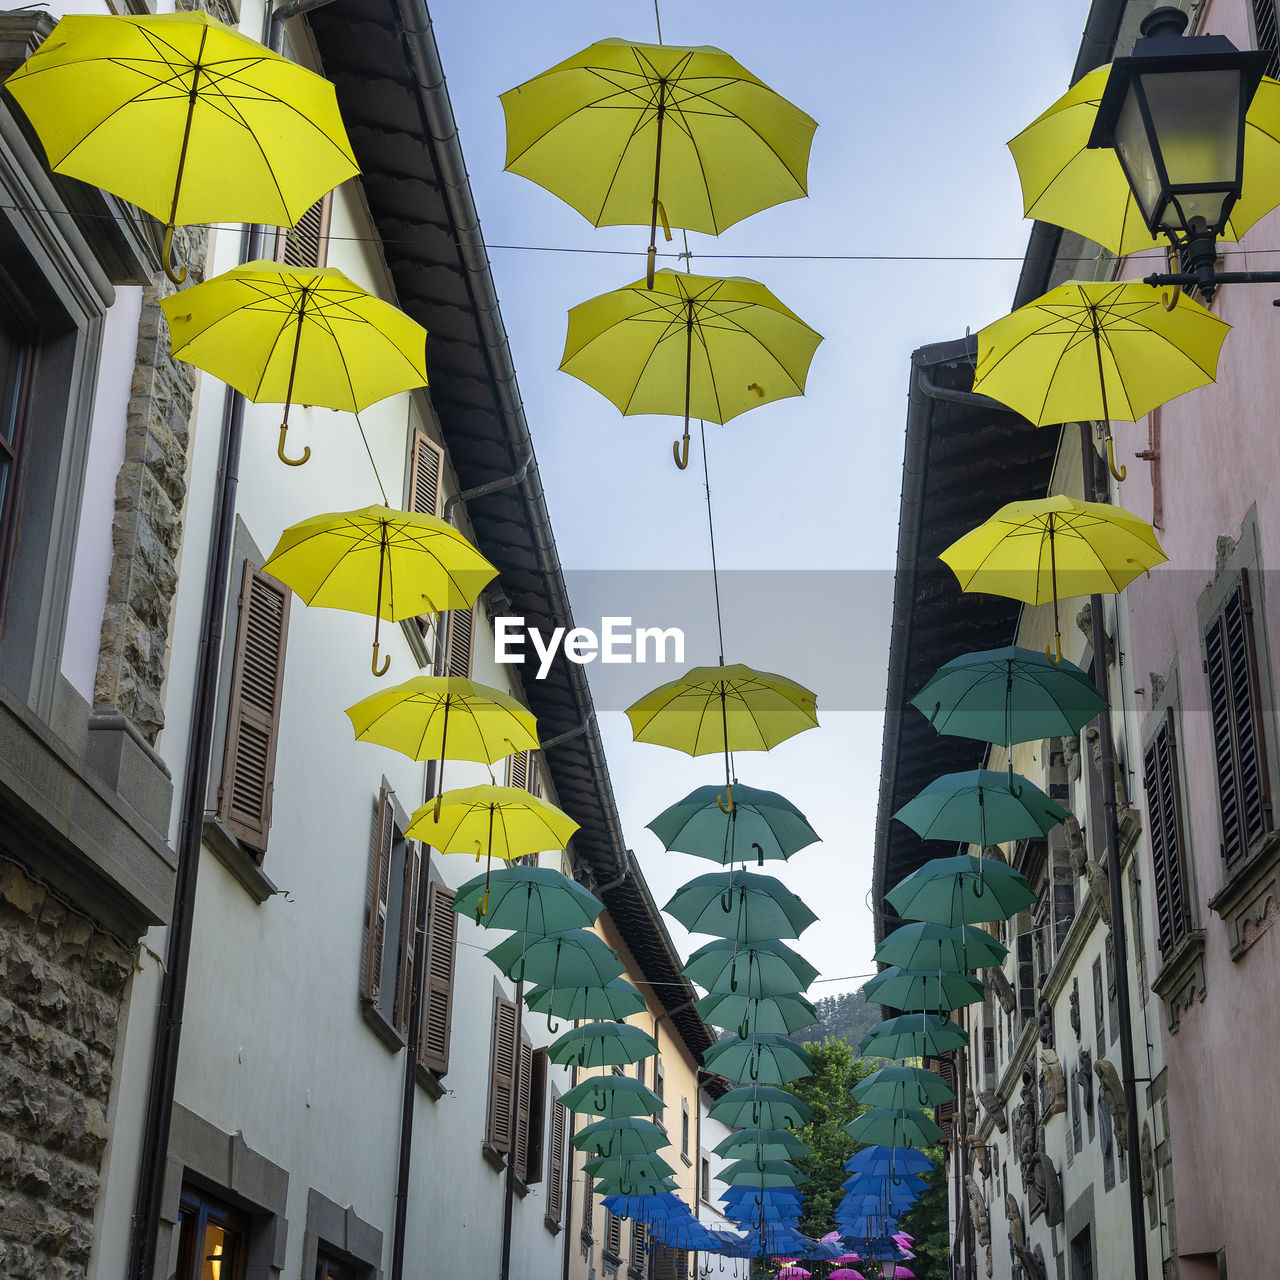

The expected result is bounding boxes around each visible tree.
[789,984,881,1050]
[896,1143,949,1275]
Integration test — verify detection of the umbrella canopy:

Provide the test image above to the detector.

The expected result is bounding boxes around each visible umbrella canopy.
[486,929,624,988]
[593,1177,675,1197]
[853,1066,957,1111]
[778,1268,811,1280]
[893,769,1067,847]
[828,1270,866,1280]
[525,978,647,1022]
[909,645,1106,748]
[407,786,578,862]
[702,1032,814,1085]
[5,12,358,282]
[547,1021,659,1068]
[1008,64,1280,258]
[561,1075,665,1118]
[573,1117,670,1158]
[940,494,1166,664]
[709,1085,811,1130]
[665,871,817,942]
[845,1108,944,1148]
[262,505,492,673]
[843,1172,928,1197]
[451,866,602,934]
[696,990,819,1037]
[648,782,820,865]
[884,854,1038,927]
[683,938,818,996]
[713,1127,812,1163]
[845,1149,932,1179]
[601,1191,688,1221]
[719,1160,808,1188]
[873,921,1008,972]
[561,270,821,467]
[647,1217,724,1250]
[584,1153,676,1181]
[162,265,430,466]
[863,967,986,1015]
[858,1012,969,1059]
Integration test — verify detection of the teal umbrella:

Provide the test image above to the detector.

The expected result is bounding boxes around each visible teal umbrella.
[695,990,818,1037]
[452,865,603,932]
[863,967,985,1014]
[885,854,1037,926]
[593,1177,676,1196]
[584,1153,676,1180]
[573,1117,670,1157]
[893,770,1067,846]
[486,928,624,987]
[845,1107,944,1148]
[708,1085,811,1130]
[665,871,817,942]
[547,1021,659,1068]
[703,1033,814,1085]
[719,1159,808,1188]
[910,645,1106,747]
[561,1075,665,1118]
[526,978,646,1022]
[873,921,1007,972]
[853,1066,956,1111]
[859,1013,969,1059]
[683,938,818,996]
[647,784,820,865]
[713,1127,812,1162]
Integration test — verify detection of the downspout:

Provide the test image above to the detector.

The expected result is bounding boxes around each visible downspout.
[561,1061,579,1280]
[500,978,527,1280]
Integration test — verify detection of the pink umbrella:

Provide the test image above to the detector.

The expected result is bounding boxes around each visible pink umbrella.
[893,1233,914,1243]
[778,1269,810,1280]
[883,1268,915,1279]
[829,1270,866,1280]
[835,1253,862,1264]
[821,1232,841,1243]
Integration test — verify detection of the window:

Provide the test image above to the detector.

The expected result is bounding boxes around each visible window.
[418,881,457,1076]
[681,1098,690,1158]
[636,1057,646,1088]
[1070,1226,1094,1280]
[653,1060,665,1128]
[581,1169,595,1238]
[545,1092,567,1230]
[605,1210,623,1261]
[169,1187,249,1280]
[700,1155,711,1201]
[217,562,291,855]
[486,995,519,1155]
[273,191,333,268]
[1204,570,1273,866]
[1016,931,1035,1021]
[927,1053,957,1132]
[982,1025,996,1078]
[630,1220,648,1276]
[314,1250,362,1280]
[361,788,420,1040]
[407,428,445,649]
[0,300,32,602]
[519,1045,547,1185]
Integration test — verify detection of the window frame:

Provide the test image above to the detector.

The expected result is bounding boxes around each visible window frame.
[171,1186,250,1280]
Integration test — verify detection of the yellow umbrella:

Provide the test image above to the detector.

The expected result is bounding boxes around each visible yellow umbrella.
[625,663,818,813]
[262,506,496,676]
[939,495,1167,663]
[5,11,359,283]
[161,261,429,466]
[501,38,816,285]
[1008,66,1280,260]
[971,280,1230,481]
[561,269,822,468]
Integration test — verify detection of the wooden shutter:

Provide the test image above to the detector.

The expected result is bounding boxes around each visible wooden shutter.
[445,604,474,679]
[523,1048,547,1184]
[1253,0,1280,78]
[1143,709,1192,956]
[605,1211,623,1259]
[1205,570,1272,865]
[546,1092,567,1224]
[508,750,530,790]
[362,790,395,1004]
[582,1170,594,1235]
[487,996,519,1152]
[654,1060,665,1128]
[408,429,445,517]
[514,1037,534,1179]
[419,881,457,1074]
[630,1220,647,1275]
[218,562,290,852]
[930,1052,957,1133]
[273,191,332,268]
[393,841,421,1037]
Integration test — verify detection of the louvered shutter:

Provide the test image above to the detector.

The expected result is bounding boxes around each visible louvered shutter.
[445,604,474,678]
[419,881,457,1074]
[524,1048,547,1183]
[273,191,332,268]
[508,750,529,790]
[487,996,519,1152]
[1143,710,1191,955]
[930,1052,957,1133]
[630,1221,647,1276]
[218,562,290,852]
[605,1211,623,1259]
[394,841,421,1037]
[514,1037,534,1179]
[1253,0,1280,78]
[546,1093,567,1223]
[408,429,444,517]
[362,790,395,1003]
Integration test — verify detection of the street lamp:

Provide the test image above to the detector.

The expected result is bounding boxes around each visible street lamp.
[1088,6,1280,294]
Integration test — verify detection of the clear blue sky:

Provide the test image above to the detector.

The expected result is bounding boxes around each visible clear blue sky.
[429,0,1092,992]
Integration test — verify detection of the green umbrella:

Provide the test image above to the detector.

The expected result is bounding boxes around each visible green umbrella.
[572,1117,670,1157]
[665,871,817,942]
[593,1177,676,1196]
[703,1032,814,1085]
[845,1107,944,1149]
[561,1075,665,1118]
[647,784,820,865]
[884,854,1037,926]
[683,938,818,996]
[853,1066,956,1111]
[893,770,1067,847]
[486,928,624,987]
[713,1127,812,1162]
[910,645,1106,747]
[708,1085,811,1130]
[873,921,1008,972]
[525,978,647,1022]
[584,1153,676,1180]
[695,990,818,1037]
[863,966,985,1014]
[547,1021,659,1068]
[453,865,603,932]
[858,1013,969,1060]
[719,1159,808,1187]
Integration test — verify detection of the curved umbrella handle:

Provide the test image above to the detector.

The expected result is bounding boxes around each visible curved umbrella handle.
[594,1086,607,1111]
[673,433,690,469]
[717,784,734,814]
[748,1048,759,1081]
[161,224,188,286]
[755,1149,765,1172]
[547,1015,559,1034]
[371,641,391,677]
[752,841,764,867]
[277,423,311,467]
[1044,631,1062,666]
[1105,432,1127,483]
[729,955,739,993]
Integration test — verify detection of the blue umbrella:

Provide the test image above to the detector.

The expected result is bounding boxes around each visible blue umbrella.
[601,1192,688,1221]
[845,1144,934,1175]
[704,1227,754,1258]
[843,1171,927,1197]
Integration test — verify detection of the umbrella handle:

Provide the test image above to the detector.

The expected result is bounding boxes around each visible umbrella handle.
[161,225,187,286]
[370,641,391,677]
[1044,631,1062,666]
[277,423,311,467]
[1104,432,1127,483]
[748,1050,759,1081]
[752,841,764,867]
[548,1016,560,1034]
[673,433,691,469]
[717,785,734,814]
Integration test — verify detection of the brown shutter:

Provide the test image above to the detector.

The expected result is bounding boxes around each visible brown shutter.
[218,562,290,852]
[408,429,445,517]
[930,1052,957,1133]
[582,1169,594,1234]
[514,1037,534,1178]
[362,789,395,1003]
[654,1060,665,1128]
[394,841,422,1037]
[546,1092,567,1224]
[487,996,519,1152]
[273,191,333,268]
[630,1221,647,1275]
[523,1048,547,1184]
[605,1211,623,1259]
[419,881,457,1074]
[445,604,474,679]
[1143,710,1192,956]
[508,750,530,791]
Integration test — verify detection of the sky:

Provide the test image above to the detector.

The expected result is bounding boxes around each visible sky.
[427,0,1093,995]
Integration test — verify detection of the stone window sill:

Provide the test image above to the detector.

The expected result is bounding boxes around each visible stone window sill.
[1208,827,1280,961]
[544,1215,562,1236]
[1150,929,1206,1034]
[360,999,405,1054]
[415,1061,446,1100]
[481,1142,507,1173]
[203,816,277,904]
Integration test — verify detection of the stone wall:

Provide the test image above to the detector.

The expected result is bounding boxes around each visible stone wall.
[0,859,134,1279]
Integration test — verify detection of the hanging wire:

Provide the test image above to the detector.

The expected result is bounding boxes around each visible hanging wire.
[653,0,663,43]
[353,409,389,505]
